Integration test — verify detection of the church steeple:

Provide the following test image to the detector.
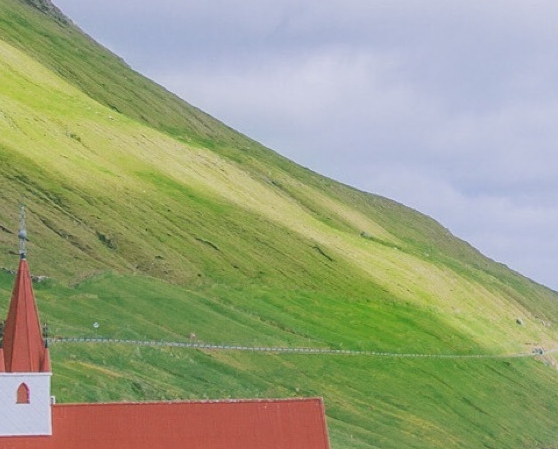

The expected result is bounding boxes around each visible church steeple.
[2,205,50,373]
[0,205,53,437]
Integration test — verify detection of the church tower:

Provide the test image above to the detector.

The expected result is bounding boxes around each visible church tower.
[0,206,52,436]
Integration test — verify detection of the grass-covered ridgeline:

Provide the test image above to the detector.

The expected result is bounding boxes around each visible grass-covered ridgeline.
[0,1,558,447]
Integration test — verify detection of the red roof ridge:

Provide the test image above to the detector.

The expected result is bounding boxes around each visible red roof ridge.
[53,396,325,408]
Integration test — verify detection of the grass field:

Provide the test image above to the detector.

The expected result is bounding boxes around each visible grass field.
[0,1,558,447]
[2,269,558,448]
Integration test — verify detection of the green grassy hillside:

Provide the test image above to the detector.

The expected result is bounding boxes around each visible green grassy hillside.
[0,0,558,447]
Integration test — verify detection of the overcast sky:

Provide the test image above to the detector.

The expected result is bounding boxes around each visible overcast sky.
[52,0,558,291]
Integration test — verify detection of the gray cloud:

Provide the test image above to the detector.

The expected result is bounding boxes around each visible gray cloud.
[53,0,558,289]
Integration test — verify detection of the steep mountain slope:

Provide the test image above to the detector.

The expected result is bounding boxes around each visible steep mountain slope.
[1,1,558,448]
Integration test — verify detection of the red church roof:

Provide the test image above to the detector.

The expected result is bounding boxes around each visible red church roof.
[0,398,331,449]
[2,258,50,373]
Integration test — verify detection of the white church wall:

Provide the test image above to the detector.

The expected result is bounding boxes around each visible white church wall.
[0,372,52,436]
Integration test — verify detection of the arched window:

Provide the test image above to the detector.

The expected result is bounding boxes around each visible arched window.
[16,383,30,404]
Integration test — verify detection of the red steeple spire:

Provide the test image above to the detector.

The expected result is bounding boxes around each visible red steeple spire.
[0,347,5,372]
[1,205,50,373]
[0,319,5,372]
[2,258,50,373]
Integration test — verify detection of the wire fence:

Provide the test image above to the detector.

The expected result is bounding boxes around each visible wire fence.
[47,337,558,360]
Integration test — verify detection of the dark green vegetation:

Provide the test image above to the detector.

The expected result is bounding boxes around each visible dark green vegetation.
[1,0,558,447]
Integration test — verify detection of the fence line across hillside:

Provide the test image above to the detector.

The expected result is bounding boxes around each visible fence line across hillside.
[47,337,558,360]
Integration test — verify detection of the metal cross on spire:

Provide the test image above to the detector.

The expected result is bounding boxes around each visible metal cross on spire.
[18,204,27,260]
